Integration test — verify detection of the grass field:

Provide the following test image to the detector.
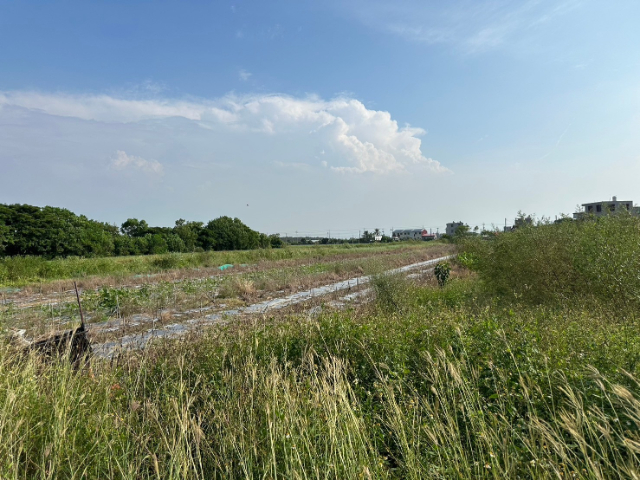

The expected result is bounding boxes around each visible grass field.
[0,242,434,288]
[2,217,640,478]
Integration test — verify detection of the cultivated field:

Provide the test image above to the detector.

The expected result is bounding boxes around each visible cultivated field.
[2,218,640,479]
[1,242,453,351]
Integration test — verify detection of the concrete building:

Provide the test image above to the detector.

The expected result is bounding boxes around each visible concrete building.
[393,229,434,241]
[393,229,423,241]
[446,222,465,236]
[573,196,640,219]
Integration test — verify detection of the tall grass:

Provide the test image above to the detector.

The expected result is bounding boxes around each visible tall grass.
[2,273,640,478]
[2,219,640,478]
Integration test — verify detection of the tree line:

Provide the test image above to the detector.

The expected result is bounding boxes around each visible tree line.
[0,204,283,258]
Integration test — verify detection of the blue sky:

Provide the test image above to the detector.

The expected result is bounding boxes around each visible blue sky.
[1,0,639,236]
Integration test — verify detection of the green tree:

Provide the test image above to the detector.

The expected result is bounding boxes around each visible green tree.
[121,218,149,237]
[146,234,169,254]
[0,220,10,255]
[269,234,285,248]
[361,230,375,243]
[165,234,186,253]
[0,204,118,258]
[173,219,203,251]
[0,203,272,258]
[199,216,260,251]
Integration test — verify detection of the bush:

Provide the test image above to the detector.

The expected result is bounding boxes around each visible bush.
[462,213,640,313]
[434,262,451,287]
[152,253,183,271]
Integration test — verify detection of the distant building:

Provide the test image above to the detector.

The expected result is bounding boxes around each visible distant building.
[393,229,434,241]
[573,196,640,219]
[422,231,436,241]
[393,229,422,241]
[446,222,465,236]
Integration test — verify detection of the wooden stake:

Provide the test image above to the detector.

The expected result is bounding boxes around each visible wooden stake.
[73,281,85,328]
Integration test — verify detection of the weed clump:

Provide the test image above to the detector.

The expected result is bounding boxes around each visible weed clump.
[371,273,409,313]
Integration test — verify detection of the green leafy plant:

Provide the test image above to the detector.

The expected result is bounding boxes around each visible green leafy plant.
[434,261,451,287]
[456,252,478,270]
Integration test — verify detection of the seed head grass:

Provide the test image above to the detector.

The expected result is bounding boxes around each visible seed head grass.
[1,220,640,478]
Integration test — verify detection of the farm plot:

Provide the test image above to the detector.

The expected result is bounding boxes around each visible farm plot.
[1,244,454,353]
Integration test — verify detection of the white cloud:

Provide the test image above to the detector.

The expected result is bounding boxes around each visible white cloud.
[339,0,582,53]
[239,69,252,81]
[0,90,447,175]
[0,91,204,122]
[111,150,164,175]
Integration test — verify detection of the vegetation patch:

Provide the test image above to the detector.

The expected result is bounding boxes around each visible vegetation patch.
[1,216,640,477]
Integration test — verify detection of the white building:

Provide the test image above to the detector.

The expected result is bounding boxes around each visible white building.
[573,196,640,219]
[393,229,431,241]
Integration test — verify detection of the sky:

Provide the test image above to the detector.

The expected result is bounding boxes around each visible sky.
[1,0,639,237]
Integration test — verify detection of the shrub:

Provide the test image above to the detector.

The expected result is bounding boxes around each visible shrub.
[462,213,640,313]
[434,261,451,287]
[152,253,183,271]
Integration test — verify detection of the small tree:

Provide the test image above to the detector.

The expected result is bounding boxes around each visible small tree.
[269,234,285,248]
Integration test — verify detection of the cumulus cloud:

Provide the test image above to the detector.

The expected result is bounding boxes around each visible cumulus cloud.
[238,69,252,81]
[111,150,164,175]
[0,91,447,175]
